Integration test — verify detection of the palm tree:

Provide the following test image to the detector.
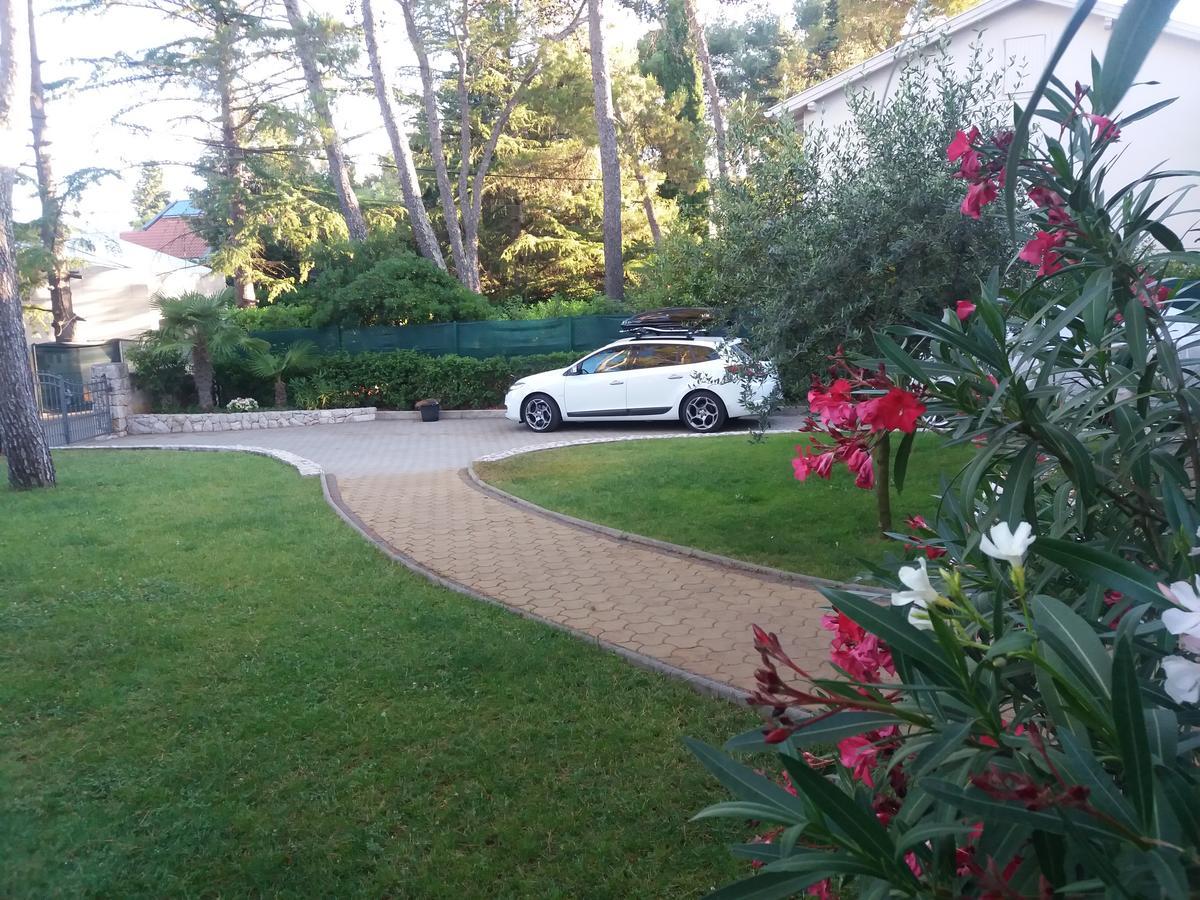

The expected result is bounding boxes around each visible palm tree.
[148,290,261,411]
[245,341,318,408]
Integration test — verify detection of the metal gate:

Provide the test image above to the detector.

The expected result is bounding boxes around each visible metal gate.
[35,372,114,445]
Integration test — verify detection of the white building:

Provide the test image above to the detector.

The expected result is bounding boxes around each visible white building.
[769,0,1200,242]
[25,200,225,345]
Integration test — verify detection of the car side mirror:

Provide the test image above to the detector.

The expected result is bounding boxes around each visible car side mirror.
[565,365,580,376]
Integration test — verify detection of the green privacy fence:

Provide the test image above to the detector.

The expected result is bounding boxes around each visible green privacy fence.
[251,315,631,358]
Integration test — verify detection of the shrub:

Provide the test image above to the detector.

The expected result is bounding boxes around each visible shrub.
[311,253,498,327]
[502,294,627,320]
[288,350,578,411]
[126,341,196,411]
[230,304,315,330]
[226,397,259,412]
[690,13,1200,897]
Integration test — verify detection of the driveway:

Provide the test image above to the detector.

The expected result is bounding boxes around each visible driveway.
[91,414,833,696]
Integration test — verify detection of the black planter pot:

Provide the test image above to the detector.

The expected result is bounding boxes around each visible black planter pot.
[419,403,440,422]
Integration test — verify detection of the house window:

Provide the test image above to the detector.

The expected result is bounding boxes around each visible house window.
[1005,34,1046,96]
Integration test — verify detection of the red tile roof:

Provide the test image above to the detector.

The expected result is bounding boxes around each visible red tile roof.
[119,206,210,262]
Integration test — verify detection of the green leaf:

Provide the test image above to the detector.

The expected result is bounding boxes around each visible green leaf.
[1147,221,1184,253]
[1058,730,1138,828]
[1097,0,1181,114]
[684,738,809,820]
[1033,595,1112,702]
[894,821,976,856]
[1111,637,1154,829]
[824,590,961,687]
[874,332,930,386]
[892,429,916,494]
[1037,422,1098,516]
[724,712,901,753]
[923,778,1064,833]
[1123,296,1149,373]
[779,755,897,866]
[1033,538,1170,608]
[996,442,1038,529]
[691,800,807,825]
[1003,0,1098,234]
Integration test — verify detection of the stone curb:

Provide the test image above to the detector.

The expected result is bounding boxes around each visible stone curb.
[126,407,376,436]
[375,409,506,420]
[464,465,887,598]
[319,473,748,705]
[68,443,325,477]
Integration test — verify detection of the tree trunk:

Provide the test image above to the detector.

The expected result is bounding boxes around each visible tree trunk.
[0,0,56,488]
[27,0,77,341]
[452,25,482,293]
[281,0,368,243]
[587,0,624,300]
[874,432,892,534]
[361,0,445,270]
[616,118,661,247]
[398,0,469,283]
[193,337,215,412]
[274,377,287,408]
[682,0,728,181]
[215,22,256,308]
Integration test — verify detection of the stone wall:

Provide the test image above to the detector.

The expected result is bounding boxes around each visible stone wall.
[125,408,376,435]
[91,362,133,434]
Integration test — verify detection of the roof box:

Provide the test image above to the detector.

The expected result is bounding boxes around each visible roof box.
[619,307,717,336]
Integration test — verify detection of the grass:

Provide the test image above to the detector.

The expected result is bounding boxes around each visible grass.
[0,451,757,898]
[476,433,973,583]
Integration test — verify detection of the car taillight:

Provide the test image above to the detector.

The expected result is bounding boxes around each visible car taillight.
[726,363,765,377]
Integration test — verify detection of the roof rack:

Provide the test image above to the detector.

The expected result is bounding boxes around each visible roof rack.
[622,326,702,340]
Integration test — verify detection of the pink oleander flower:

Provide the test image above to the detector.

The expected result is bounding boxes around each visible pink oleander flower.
[1028,185,1064,208]
[947,126,980,162]
[1086,113,1120,141]
[905,514,929,531]
[961,178,998,219]
[857,387,926,434]
[956,300,976,321]
[1018,229,1068,277]
[807,378,856,427]
[838,735,880,786]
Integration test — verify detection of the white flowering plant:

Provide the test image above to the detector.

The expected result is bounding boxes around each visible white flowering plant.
[226,397,259,413]
[688,4,1200,897]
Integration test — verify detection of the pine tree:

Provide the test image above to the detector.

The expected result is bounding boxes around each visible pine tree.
[130,165,170,228]
[587,0,623,299]
[0,0,56,488]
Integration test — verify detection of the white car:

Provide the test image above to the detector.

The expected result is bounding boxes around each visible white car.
[504,336,777,433]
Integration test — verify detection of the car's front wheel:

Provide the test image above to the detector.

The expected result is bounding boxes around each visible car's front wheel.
[681,391,727,433]
[522,394,562,433]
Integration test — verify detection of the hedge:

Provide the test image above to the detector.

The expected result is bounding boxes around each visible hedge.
[285,350,578,410]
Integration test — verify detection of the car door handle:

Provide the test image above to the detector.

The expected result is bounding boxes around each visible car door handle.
[609,380,624,385]
[667,374,684,380]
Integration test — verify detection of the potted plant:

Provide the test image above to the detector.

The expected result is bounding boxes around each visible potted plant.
[415,398,440,422]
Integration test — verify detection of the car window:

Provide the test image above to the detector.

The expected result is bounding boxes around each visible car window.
[578,347,632,374]
[679,345,721,365]
[630,344,686,369]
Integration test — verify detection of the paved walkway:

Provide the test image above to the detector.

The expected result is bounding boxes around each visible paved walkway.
[91,416,835,693]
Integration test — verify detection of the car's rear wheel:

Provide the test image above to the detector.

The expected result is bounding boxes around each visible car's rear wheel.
[522,394,562,432]
[681,391,727,433]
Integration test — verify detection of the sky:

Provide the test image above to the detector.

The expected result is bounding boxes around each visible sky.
[8,0,1200,243]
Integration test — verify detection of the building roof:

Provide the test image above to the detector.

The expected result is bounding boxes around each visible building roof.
[118,199,210,262]
[768,0,1200,118]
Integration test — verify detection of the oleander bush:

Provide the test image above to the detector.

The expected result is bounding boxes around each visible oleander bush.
[689,6,1200,897]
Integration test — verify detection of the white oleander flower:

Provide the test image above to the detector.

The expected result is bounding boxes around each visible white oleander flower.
[1162,655,1200,705]
[980,521,1036,567]
[891,558,938,609]
[907,605,935,631]
[1161,577,1200,639]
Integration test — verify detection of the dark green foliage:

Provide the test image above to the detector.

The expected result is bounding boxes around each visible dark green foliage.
[288,351,579,410]
[126,342,197,411]
[230,303,315,330]
[643,43,1019,389]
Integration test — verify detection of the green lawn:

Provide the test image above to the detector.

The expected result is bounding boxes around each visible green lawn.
[0,452,755,897]
[477,433,972,583]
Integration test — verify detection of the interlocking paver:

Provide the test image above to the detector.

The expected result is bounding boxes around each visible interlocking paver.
[337,470,834,691]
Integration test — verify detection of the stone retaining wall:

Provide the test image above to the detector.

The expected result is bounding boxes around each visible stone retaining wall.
[126,408,376,435]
